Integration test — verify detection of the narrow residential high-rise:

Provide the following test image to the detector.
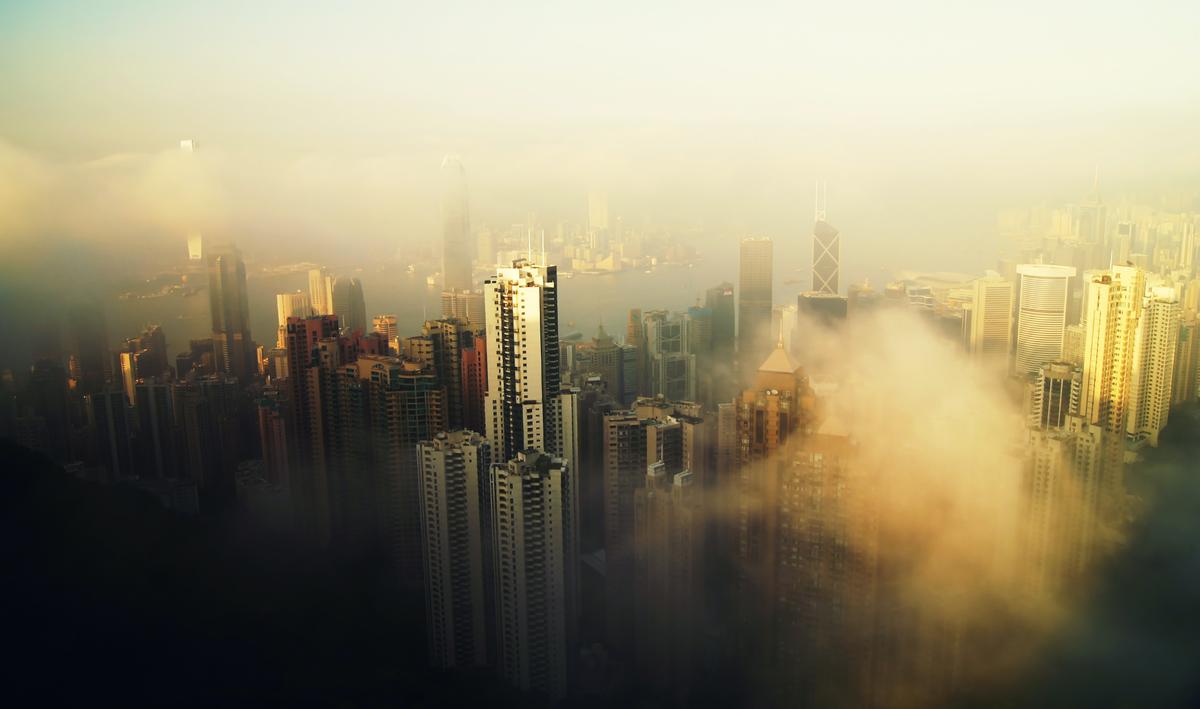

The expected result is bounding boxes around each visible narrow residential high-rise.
[1015,264,1076,374]
[483,259,566,461]
[207,245,255,381]
[417,431,493,669]
[491,450,574,702]
[1126,286,1180,446]
[442,155,473,292]
[481,258,580,699]
[738,238,773,366]
[372,314,398,352]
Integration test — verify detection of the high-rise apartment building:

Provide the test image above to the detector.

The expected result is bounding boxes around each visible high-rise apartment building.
[441,289,486,329]
[483,260,566,462]
[1015,264,1076,374]
[491,450,574,702]
[276,291,312,329]
[372,314,398,352]
[1126,286,1180,446]
[417,431,493,669]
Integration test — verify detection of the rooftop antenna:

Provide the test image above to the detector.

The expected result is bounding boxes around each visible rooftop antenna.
[540,229,546,266]
[815,179,828,222]
[526,227,533,263]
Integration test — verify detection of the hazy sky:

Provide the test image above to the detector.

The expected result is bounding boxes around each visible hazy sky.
[2,1,1199,270]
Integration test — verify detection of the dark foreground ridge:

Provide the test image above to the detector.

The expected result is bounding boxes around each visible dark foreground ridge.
[0,439,528,706]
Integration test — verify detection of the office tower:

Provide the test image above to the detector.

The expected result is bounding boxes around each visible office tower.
[626,308,645,394]
[477,226,496,266]
[331,276,367,335]
[642,310,696,402]
[796,292,848,328]
[134,380,176,479]
[633,466,701,698]
[492,450,573,702]
[483,260,566,462]
[122,325,169,380]
[738,238,773,367]
[442,155,473,292]
[1127,287,1180,446]
[441,289,486,329]
[1015,264,1076,374]
[85,389,133,481]
[308,268,334,316]
[67,304,110,395]
[417,431,493,669]
[588,191,609,234]
[1030,361,1082,430]
[276,291,311,345]
[257,387,289,486]
[812,184,840,295]
[208,245,256,381]
[969,275,1014,361]
[705,282,736,405]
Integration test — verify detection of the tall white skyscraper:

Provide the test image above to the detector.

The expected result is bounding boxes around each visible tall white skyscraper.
[969,274,1014,361]
[482,258,579,700]
[1126,286,1180,446]
[1015,264,1076,374]
[484,259,565,461]
[307,267,334,316]
[417,431,492,669]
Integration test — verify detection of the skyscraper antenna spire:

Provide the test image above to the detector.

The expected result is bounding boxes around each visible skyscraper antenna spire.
[527,228,533,263]
[540,229,546,266]
[814,179,828,222]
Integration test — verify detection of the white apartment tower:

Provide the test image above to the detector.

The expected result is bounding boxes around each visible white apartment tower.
[491,450,573,702]
[1126,286,1180,446]
[417,431,493,669]
[484,259,565,462]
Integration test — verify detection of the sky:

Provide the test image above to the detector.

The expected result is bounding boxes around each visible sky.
[2,1,1199,286]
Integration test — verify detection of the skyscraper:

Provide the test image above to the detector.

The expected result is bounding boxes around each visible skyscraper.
[442,155,473,292]
[67,303,110,396]
[491,450,573,701]
[372,314,398,351]
[738,238,773,366]
[332,276,367,335]
[1126,286,1180,446]
[812,184,840,295]
[276,291,312,329]
[208,245,255,381]
[969,275,1014,361]
[308,267,334,316]
[483,259,565,462]
[1015,264,1076,375]
[417,431,493,669]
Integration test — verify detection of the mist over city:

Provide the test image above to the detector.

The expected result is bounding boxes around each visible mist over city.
[3,2,1200,707]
